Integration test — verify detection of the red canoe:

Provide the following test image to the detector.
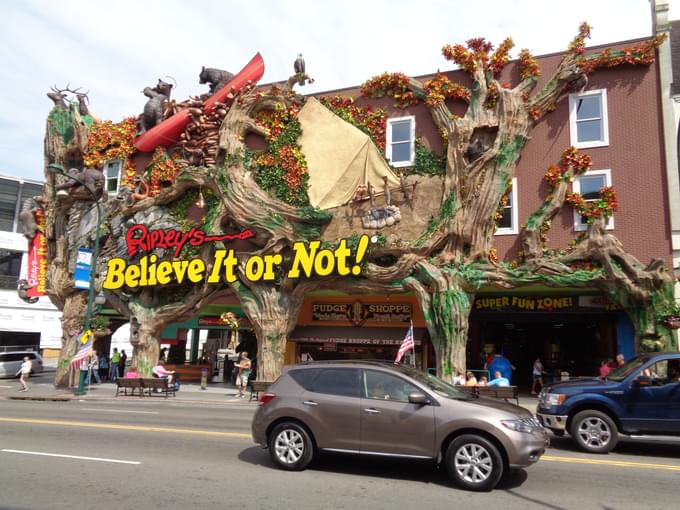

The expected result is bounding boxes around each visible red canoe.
[134,53,265,153]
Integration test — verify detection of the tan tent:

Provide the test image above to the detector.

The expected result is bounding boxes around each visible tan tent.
[297,97,400,210]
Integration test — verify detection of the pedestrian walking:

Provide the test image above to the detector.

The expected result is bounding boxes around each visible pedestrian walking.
[531,357,544,395]
[109,348,120,382]
[87,352,101,385]
[119,349,127,378]
[15,356,32,392]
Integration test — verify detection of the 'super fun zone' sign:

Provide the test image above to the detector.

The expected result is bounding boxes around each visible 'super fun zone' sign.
[103,225,371,289]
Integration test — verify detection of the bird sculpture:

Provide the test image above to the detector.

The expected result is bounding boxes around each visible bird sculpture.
[294,54,306,86]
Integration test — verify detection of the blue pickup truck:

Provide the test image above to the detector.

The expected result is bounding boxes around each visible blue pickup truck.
[537,352,680,453]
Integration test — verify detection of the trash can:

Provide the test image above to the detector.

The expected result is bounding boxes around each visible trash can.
[200,368,208,390]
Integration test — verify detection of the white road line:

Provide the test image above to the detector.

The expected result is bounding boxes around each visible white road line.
[79,408,160,415]
[0,385,13,388]
[1,449,140,465]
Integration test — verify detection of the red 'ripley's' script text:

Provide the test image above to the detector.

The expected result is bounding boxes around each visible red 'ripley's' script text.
[125,225,254,258]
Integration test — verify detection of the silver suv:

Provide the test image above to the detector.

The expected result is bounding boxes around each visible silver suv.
[0,351,44,378]
[252,361,548,491]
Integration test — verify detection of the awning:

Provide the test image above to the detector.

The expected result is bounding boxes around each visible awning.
[290,326,427,346]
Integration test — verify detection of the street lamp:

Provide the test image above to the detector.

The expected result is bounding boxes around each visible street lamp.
[48,164,103,395]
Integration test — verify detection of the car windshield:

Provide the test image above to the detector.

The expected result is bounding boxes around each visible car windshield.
[396,366,473,400]
[606,356,651,382]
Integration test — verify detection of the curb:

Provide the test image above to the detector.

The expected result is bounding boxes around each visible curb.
[2,394,258,405]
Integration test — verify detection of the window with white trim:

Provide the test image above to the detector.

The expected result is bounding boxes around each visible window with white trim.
[572,169,614,231]
[104,160,122,194]
[495,177,518,235]
[569,89,609,149]
[386,116,415,167]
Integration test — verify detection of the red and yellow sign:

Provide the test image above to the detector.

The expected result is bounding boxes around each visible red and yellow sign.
[26,208,47,297]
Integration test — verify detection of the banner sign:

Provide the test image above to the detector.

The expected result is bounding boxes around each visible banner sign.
[74,248,93,290]
[474,295,619,312]
[311,301,412,325]
[26,208,47,297]
[104,225,373,289]
[299,336,421,346]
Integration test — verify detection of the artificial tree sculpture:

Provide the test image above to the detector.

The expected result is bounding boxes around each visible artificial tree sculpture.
[355,24,674,379]
[39,24,676,386]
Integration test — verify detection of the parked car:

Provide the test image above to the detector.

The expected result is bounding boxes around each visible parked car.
[0,351,44,378]
[252,360,548,491]
[537,352,680,453]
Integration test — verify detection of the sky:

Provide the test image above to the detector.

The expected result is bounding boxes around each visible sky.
[0,0,675,181]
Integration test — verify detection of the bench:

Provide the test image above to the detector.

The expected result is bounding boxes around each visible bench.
[142,378,176,398]
[456,385,519,405]
[115,378,143,397]
[115,377,177,398]
[249,381,272,402]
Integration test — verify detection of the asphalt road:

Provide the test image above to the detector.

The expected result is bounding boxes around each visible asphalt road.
[1,398,679,510]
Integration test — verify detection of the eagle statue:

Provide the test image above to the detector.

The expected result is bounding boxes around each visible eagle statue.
[294,54,306,86]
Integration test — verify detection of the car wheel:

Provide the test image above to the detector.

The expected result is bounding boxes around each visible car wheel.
[569,410,618,453]
[268,421,314,471]
[445,434,504,491]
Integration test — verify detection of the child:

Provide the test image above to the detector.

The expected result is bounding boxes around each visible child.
[16,356,32,392]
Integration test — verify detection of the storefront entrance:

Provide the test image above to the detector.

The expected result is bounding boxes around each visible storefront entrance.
[470,314,618,386]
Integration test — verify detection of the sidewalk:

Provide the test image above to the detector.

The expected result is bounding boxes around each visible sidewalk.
[0,376,538,411]
[0,377,258,405]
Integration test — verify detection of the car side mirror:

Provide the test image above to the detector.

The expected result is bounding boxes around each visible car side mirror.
[634,375,652,387]
[408,392,429,405]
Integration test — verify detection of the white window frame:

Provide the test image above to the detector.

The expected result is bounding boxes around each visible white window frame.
[569,88,609,149]
[386,116,415,167]
[495,177,518,235]
[572,169,614,231]
[104,159,123,195]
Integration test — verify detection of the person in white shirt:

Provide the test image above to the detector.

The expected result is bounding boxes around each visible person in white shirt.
[16,357,32,392]
[452,371,466,385]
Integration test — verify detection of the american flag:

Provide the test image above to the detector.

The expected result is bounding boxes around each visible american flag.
[70,330,93,370]
[395,321,414,364]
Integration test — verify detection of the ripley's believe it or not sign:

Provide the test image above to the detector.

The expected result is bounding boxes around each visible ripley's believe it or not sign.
[103,226,371,289]
[26,208,47,297]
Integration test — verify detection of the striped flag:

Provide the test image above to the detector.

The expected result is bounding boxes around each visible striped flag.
[70,330,93,371]
[395,321,414,364]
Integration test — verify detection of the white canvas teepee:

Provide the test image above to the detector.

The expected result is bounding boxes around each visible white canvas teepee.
[297,97,400,210]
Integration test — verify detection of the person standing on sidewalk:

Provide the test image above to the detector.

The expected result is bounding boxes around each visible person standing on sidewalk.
[109,348,121,382]
[119,350,127,378]
[87,352,101,385]
[235,352,251,398]
[15,356,32,392]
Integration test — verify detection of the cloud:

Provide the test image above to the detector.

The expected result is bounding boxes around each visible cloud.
[0,0,654,180]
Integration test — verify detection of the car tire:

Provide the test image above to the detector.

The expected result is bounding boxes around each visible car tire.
[445,434,504,492]
[569,410,618,453]
[268,421,314,471]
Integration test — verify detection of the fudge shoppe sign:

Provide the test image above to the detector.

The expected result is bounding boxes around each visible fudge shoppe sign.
[311,301,412,325]
[103,225,371,289]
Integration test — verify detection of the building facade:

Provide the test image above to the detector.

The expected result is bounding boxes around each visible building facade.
[0,174,62,356]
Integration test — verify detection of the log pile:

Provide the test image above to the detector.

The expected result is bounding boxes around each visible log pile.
[162,97,229,167]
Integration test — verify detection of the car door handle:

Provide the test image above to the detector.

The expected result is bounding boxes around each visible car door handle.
[363,408,380,414]
[303,400,318,406]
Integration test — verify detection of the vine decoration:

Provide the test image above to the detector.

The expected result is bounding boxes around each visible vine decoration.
[83,118,138,188]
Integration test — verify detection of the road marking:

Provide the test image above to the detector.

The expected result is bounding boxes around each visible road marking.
[1,449,140,465]
[0,417,252,439]
[542,455,680,472]
[80,408,160,415]
[0,385,12,388]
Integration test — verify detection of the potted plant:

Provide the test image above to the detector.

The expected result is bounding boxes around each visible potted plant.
[658,302,680,330]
